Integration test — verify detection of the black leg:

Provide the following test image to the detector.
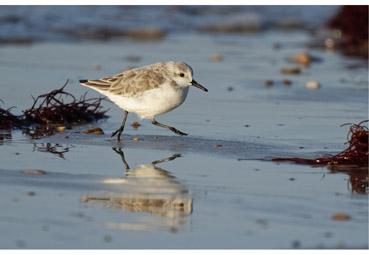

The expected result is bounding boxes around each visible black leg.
[111,111,128,141]
[152,119,188,136]
[112,147,130,171]
[151,154,181,165]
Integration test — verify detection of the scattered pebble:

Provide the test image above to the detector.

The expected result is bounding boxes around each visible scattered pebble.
[244,124,250,127]
[82,127,104,135]
[264,80,274,87]
[26,191,36,196]
[288,52,321,66]
[131,121,141,129]
[209,54,224,62]
[282,79,292,86]
[289,178,295,181]
[56,126,66,132]
[289,52,312,65]
[281,67,301,75]
[132,136,140,141]
[104,234,112,243]
[23,169,46,176]
[214,144,223,148]
[305,80,321,90]
[80,195,89,203]
[227,86,234,92]
[331,213,351,221]
[325,38,335,49]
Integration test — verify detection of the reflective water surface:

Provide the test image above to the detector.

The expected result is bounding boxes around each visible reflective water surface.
[83,148,192,232]
[0,16,367,248]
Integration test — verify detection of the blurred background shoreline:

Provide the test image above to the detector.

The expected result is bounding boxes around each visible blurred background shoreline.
[0,6,340,42]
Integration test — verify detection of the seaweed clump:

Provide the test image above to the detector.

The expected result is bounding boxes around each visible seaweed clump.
[0,81,107,138]
[327,6,368,58]
[273,120,368,193]
[273,120,368,167]
[0,104,22,129]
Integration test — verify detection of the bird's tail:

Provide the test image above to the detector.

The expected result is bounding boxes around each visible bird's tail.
[79,79,111,91]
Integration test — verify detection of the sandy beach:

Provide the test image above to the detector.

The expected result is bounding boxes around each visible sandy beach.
[0,6,368,249]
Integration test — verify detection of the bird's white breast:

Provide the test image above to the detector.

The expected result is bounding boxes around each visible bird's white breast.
[106,83,189,119]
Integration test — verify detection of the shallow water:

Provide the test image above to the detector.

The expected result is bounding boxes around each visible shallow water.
[0,138,367,248]
[0,24,368,248]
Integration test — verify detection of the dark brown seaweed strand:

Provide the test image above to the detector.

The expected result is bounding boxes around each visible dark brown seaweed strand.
[23,81,106,125]
[0,106,22,129]
[1,81,108,138]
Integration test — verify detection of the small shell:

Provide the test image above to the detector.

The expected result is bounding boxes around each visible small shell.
[56,126,66,132]
[305,80,321,90]
[209,54,224,62]
[281,67,301,75]
[82,127,104,135]
[131,121,141,129]
[289,52,311,65]
[331,213,351,221]
[132,136,140,141]
[23,169,46,176]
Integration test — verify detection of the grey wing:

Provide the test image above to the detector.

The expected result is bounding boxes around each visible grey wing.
[109,68,166,97]
[79,72,126,91]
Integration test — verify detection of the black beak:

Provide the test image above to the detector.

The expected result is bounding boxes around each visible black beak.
[191,79,208,92]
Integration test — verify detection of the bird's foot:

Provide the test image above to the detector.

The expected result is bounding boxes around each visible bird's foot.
[170,127,188,136]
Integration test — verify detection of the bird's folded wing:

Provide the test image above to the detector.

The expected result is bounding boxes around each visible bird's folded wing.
[81,67,166,97]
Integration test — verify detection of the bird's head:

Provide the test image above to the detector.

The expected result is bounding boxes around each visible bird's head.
[166,61,208,92]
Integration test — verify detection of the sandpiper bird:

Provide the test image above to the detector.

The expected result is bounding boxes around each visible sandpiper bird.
[80,61,208,141]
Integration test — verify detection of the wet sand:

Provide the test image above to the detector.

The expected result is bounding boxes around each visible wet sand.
[0,31,368,248]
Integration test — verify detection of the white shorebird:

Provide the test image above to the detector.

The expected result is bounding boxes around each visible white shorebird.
[80,61,207,141]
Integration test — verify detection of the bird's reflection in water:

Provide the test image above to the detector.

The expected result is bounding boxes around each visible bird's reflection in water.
[82,148,192,232]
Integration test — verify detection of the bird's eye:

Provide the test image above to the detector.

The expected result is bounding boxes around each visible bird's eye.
[179,73,185,77]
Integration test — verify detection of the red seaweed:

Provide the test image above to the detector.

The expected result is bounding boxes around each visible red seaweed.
[327,6,368,58]
[272,120,368,194]
[272,120,368,167]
